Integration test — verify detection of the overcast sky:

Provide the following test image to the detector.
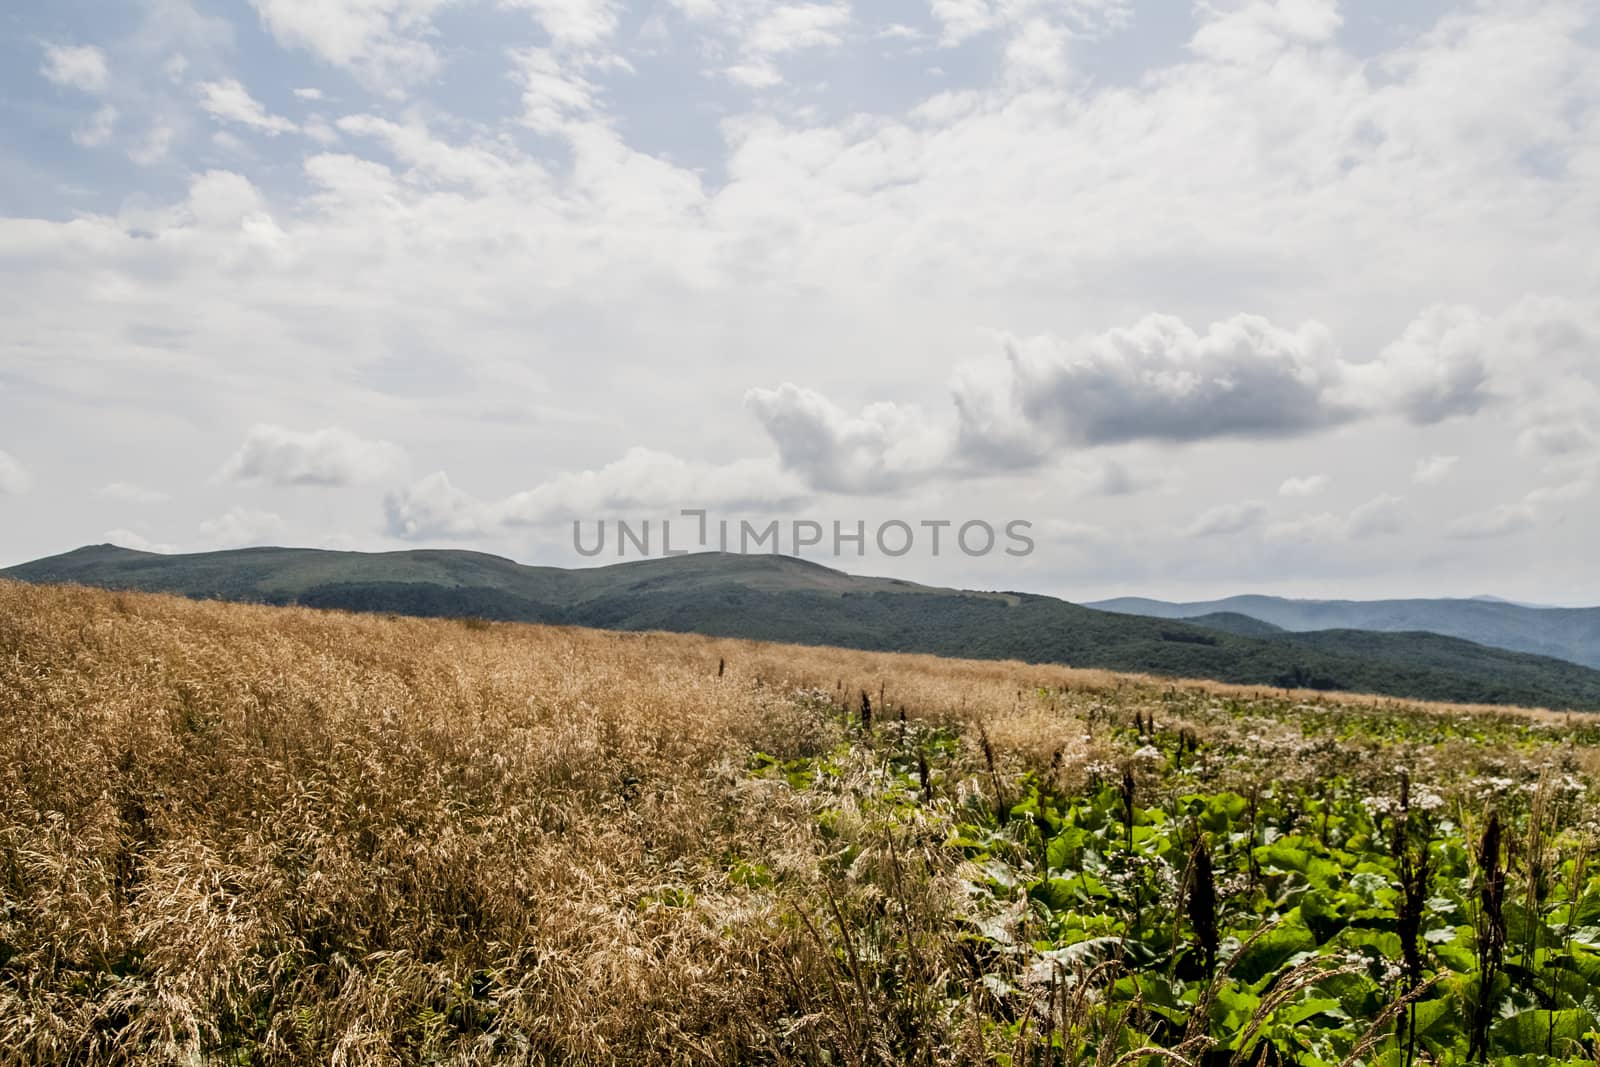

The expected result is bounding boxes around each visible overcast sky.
[2,0,1597,603]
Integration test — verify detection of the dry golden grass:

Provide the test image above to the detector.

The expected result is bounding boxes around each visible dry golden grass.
[0,579,1589,1065]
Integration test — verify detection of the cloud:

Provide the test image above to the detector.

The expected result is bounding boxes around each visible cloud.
[199,507,287,547]
[98,482,171,504]
[1266,495,1405,543]
[1003,17,1071,87]
[877,23,923,42]
[928,0,998,45]
[385,448,808,540]
[1189,0,1341,66]
[1262,511,1342,543]
[218,425,407,487]
[671,0,851,86]
[726,59,782,89]
[5,1,1600,598]
[928,0,1130,47]
[952,299,1598,476]
[246,0,457,86]
[1412,455,1458,484]
[740,299,1591,500]
[292,86,324,100]
[302,117,339,145]
[1084,459,1160,497]
[1448,471,1595,540]
[501,0,620,49]
[512,47,602,133]
[1340,299,1600,427]
[333,115,523,188]
[129,123,177,166]
[40,44,109,93]
[746,3,850,54]
[1345,494,1405,540]
[746,383,948,494]
[197,79,298,135]
[958,315,1351,456]
[1518,419,1597,458]
[497,448,804,523]
[1278,474,1328,497]
[1525,469,1597,510]
[949,357,1051,472]
[0,450,31,495]
[73,106,119,148]
[180,170,276,230]
[1447,504,1537,541]
[1183,500,1268,538]
[1341,307,1494,425]
[383,472,491,540]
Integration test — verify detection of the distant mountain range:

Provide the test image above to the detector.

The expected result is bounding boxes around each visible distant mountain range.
[7,544,1600,710]
[1088,595,1600,670]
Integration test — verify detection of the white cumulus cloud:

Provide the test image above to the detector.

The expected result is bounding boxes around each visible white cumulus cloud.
[198,79,298,135]
[497,448,804,524]
[1447,504,1537,541]
[746,3,851,54]
[383,472,493,540]
[502,0,620,49]
[1184,500,1268,538]
[40,44,109,93]
[384,448,808,541]
[1190,0,1341,66]
[247,0,458,87]
[1267,495,1405,543]
[1341,306,1495,425]
[1346,494,1406,540]
[73,106,118,147]
[1412,456,1459,485]
[1518,419,1597,458]
[1279,474,1329,497]
[1448,471,1595,540]
[747,383,949,494]
[199,507,288,547]
[218,425,407,487]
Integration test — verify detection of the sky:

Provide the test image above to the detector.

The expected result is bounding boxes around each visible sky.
[1,0,1598,604]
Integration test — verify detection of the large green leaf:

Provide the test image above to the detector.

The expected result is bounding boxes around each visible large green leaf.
[1229,920,1317,983]
[1044,827,1088,872]
[1028,873,1110,911]
[1491,1008,1597,1057]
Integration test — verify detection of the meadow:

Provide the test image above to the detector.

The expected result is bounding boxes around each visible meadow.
[3,578,1600,1065]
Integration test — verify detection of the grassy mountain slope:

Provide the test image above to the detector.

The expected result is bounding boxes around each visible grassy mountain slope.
[1089,593,1600,669]
[8,544,1600,709]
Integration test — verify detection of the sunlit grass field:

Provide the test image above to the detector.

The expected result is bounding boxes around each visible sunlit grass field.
[4,579,1600,1065]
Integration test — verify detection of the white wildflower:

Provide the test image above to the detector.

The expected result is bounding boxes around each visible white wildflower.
[1413,788,1446,813]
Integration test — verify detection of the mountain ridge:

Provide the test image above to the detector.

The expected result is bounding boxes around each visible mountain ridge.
[8,544,1600,710]
[1088,593,1600,669]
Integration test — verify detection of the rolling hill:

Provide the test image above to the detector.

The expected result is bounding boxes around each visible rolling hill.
[1089,594,1600,669]
[8,543,1600,710]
